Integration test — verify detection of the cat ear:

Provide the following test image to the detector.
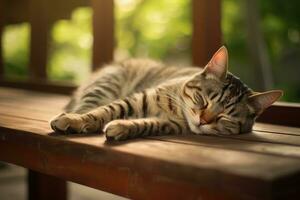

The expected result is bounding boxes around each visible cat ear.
[248,90,283,115]
[204,46,228,80]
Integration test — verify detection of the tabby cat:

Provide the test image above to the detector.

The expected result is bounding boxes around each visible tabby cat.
[50,46,282,141]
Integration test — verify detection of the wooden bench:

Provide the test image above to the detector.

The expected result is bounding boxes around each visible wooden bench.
[1,87,300,199]
[1,0,300,199]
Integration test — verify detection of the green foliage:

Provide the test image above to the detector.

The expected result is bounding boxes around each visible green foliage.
[3,24,29,79]
[115,0,191,62]
[260,0,300,101]
[48,8,92,83]
[2,0,300,101]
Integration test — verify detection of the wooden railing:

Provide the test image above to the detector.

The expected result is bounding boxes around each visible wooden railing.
[0,0,115,93]
[0,0,220,92]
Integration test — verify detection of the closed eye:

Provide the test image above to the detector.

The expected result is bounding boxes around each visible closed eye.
[216,115,222,122]
[216,115,233,123]
[210,92,218,100]
[194,93,208,109]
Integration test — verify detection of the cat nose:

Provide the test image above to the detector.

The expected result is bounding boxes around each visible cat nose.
[200,118,208,125]
[200,111,214,124]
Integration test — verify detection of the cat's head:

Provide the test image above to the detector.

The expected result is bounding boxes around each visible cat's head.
[182,46,283,134]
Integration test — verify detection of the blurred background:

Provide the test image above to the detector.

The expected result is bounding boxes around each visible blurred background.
[3,0,300,101]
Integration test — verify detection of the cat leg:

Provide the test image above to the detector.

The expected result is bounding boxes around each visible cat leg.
[68,66,126,114]
[51,66,127,133]
[50,88,185,135]
[50,112,100,134]
[104,118,184,141]
[51,89,157,134]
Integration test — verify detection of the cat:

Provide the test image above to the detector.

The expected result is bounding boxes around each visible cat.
[50,46,283,141]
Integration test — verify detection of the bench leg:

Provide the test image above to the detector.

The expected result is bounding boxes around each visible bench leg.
[27,170,67,200]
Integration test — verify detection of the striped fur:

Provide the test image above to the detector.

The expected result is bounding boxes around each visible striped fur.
[50,46,282,140]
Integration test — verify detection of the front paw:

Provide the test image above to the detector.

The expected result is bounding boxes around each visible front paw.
[104,120,132,141]
[195,124,219,135]
[50,113,100,134]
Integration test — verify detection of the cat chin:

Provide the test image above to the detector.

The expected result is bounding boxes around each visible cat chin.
[187,122,202,134]
[188,122,218,135]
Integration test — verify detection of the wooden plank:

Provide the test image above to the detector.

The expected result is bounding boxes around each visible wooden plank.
[0,86,70,100]
[0,133,298,199]
[0,77,76,95]
[192,0,221,67]
[255,123,300,136]
[0,87,300,147]
[0,113,299,170]
[0,88,69,107]
[28,170,67,200]
[0,115,50,134]
[225,131,300,146]
[1,112,298,175]
[0,118,300,199]
[1,98,300,157]
[0,91,68,105]
[1,100,300,147]
[28,0,50,79]
[0,137,237,200]
[0,88,69,113]
[150,134,300,159]
[0,87,300,198]
[0,86,299,133]
[91,0,114,70]
[0,103,65,117]
[258,102,300,127]
[1,108,299,160]
[0,96,67,109]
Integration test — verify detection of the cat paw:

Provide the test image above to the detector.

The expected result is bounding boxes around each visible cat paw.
[104,120,132,141]
[50,113,100,134]
[195,124,219,135]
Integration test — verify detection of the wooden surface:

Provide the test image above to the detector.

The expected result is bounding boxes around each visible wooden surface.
[29,0,49,79]
[91,0,114,70]
[0,78,76,95]
[0,87,300,199]
[257,101,300,127]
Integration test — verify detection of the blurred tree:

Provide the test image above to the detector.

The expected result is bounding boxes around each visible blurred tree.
[3,24,29,79]
[244,0,273,90]
[115,0,191,64]
[48,8,92,83]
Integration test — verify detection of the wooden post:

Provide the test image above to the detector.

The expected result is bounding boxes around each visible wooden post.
[91,0,114,70]
[0,0,5,77]
[29,0,50,79]
[192,0,221,67]
[28,170,67,200]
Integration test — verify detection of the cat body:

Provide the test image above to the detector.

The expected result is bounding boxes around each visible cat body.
[51,47,282,140]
